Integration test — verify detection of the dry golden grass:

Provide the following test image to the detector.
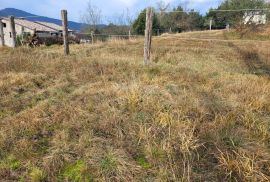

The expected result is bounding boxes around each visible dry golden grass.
[0,30,270,181]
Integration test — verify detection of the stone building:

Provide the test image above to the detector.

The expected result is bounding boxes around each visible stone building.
[0,17,74,47]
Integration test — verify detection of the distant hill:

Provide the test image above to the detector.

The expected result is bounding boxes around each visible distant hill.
[0,8,106,32]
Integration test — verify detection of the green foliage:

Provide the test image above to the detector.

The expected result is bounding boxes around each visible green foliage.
[158,6,205,32]
[63,160,92,182]
[100,154,117,174]
[100,23,130,35]
[81,1,269,35]
[16,33,31,46]
[19,176,26,182]
[132,6,206,34]
[132,9,161,35]
[16,35,23,46]
[150,147,166,161]
[29,167,46,182]
[0,155,21,170]
[136,155,151,169]
[207,0,268,29]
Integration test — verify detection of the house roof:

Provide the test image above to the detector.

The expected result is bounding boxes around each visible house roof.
[1,17,58,32]
[35,21,74,32]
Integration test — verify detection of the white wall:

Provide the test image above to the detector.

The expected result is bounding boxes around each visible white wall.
[1,19,34,47]
[244,13,267,25]
[0,19,75,47]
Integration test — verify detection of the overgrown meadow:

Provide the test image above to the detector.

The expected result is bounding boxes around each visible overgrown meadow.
[0,30,270,181]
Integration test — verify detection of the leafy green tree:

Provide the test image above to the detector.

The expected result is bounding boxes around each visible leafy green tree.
[183,10,205,31]
[158,6,186,32]
[157,6,206,33]
[100,23,130,35]
[206,0,268,29]
[132,9,161,35]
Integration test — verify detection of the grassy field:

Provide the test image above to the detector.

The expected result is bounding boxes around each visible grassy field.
[0,30,270,181]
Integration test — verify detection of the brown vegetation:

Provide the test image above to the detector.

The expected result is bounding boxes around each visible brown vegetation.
[0,30,270,181]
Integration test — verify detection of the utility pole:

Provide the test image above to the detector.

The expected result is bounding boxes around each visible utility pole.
[144,7,153,65]
[0,18,5,46]
[9,16,16,48]
[61,10,69,55]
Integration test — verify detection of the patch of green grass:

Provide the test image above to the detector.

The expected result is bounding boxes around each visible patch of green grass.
[19,176,27,182]
[29,167,46,182]
[62,160,92,182]
[30,94,48,107]
[0,109,12,119]
[208,72,219,78]
[150,147,166,161]
[146,66,161,78]
[33,137,50,155]
[222,136,243,150]
[0,155,21,170]
[136,155,151,169]
[100,154,117,175]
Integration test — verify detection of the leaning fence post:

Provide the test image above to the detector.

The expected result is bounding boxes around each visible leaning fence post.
[61,10,69,55]
[0,18,5,46]
[144,7,153,65]
[9,16,16,48]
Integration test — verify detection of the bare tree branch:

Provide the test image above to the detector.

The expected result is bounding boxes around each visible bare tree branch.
[81,1,102,31]
[156,0,170,12]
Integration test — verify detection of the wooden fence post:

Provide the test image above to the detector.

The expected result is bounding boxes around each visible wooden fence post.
[61,10,69,55]
[91,32,94,44]
[144,7,153,65]
[226,23,230,31]
[210,19,212,31]
[9,16,16,48]
[129,30,131,40]
[148,8,153,60]
[0,18,5,46]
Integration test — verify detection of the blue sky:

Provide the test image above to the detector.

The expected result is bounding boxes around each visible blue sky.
[0,0,223,22]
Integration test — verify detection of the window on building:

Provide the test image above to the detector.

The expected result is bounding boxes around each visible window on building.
[9,32,11,38]
[3,23,6,28]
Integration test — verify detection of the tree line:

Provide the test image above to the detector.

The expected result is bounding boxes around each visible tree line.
[81,0,270,35]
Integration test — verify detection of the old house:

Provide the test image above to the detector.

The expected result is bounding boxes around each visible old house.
[35,21,76,39]
[0,17,75,47]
